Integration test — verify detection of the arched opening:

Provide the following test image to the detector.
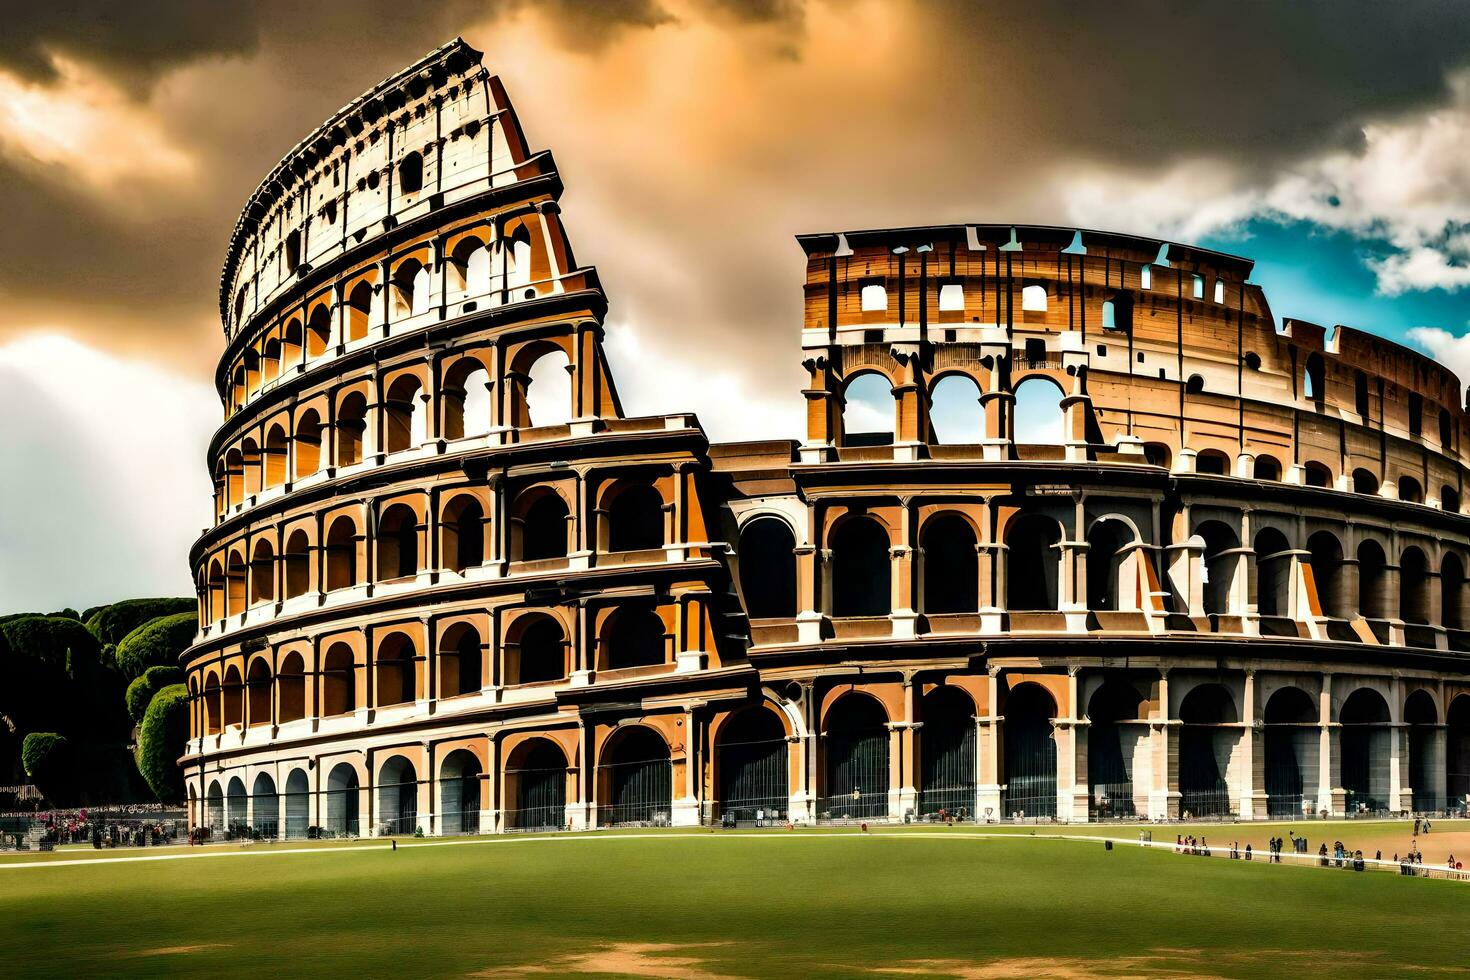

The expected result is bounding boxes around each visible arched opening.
[506,615,567,685]
[859,283,887,311]
[831,516,891,617]
[1400,546,1430,626]
[928,374,984,444]
[522,347,572,427]
[1252,527,1292,622]
[335,392,367,466]
[325,764,360,837]
[1355,371,1370,418]
[1440,408,1453,448]
[284,769,309,840]
[225,549,246,615]
[203,674,221,734]
[1253,455,1282,481]
[1087,680,1145,819]
[598,727,672,827]
[240,437,262,496]
[324,516,358,591]
[1198,521,1239,619]
[1012,377,1065,445]
[921,514,978,615]
[1264,687,1317,818]
[601,606,667,671]
[607,483,665,552]
[376,504,419,581]
[278,653,305,723]
[450,237,491,299]
[1358,539,1388,620]
[246,658,271,728]
[389,260,432,320]
[442,495,485,572]
[1352,468,1379,495]
[1085,518,1133,612]
[501,225,534,294]
[284,229,301,275]
[1302,461,1332,487]
[1306,531,1345,618]
[306,304,331,358]
[1449,696,1470,814]
[374,633,417,707]
[1021,284,1048,312]
[1002,683,1057,819]
[377,757,419,836]
[822,694,889,819]
[516,489,569,562]
[1442,485,1461,513]
[1340,688,1391,813]
[442,360,491,440]
[1303,351,1325,402]
[1177,684,1239,819]
[1399,475,1424,504]
[1442,552,1466,631]
[738,518,797,619]
[841,373,893,447]
[249,538,275,605]
[397,151,423,195]
[1195,449,1230,475]
[226,776,247,837]
[716,707,789,824]
[439,750,481,836]
[1185,374,1205,396]
[919,687,977,819]
[263,425,288,488]
[222,666,244,729]
[1405,690,1439,812]
[207,559,225,622]
[438,623,482,699]
[346,281,373,342]
[1006,514,1062,611]
[321,644,356,716]
[383,375,425,453]
[507,739,569,831]
[282,529,310,599]
[206,780,225,835]
[293,410,322,480]
[1143,443,1172,469]
[251,773,278,839]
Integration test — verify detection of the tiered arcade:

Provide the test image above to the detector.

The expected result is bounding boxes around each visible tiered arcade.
[183,41,1470,836]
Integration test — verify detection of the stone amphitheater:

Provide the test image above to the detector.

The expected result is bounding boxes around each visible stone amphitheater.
[183,39,1470,838]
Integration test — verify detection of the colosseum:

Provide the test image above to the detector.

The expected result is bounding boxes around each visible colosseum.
[184,39,1470,838]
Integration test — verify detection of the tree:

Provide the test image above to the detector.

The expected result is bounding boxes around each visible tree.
[85,598,194,648]
[136,685,189,803]
[22,732,73,803]
[126,666,185,725]
[0,617,99,737]
[115,613,196,681]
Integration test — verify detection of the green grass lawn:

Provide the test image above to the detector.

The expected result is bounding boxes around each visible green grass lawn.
[0,828,1465,978]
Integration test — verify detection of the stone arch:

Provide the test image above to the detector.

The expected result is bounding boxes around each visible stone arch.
[1405,689,1440,811]
[918,686,977,818]
[1253,454,1282,481]
[738,516,797,619]
[278,652,306,723]
[246,657,271,727]
[438,621,483,699]
[1448,695,1470,812]
[1340,687,1392,812]
[603,479,666,552]
[203,671,222,734]
[822,692,890,819]
[441,355,492,440]
[383,373,426,453]
[376,502,420,581]
[599,604,668,671]
[206,779,225,833]
[1006,513,1062,611]
[263,423,288,488]
[928,372,984,444]
[441,493,485,572]
[1085,517,1135,612]
[335,390,368,466]
[1196,448,1231,475]
[226,775,247,833]
[283,768,310,839]
[841,371,895,447]
[504,612,568,685]
[306,303,331,357]
[1400,545,1431,625]
[597,725,672,827]
[1263,686,1316,817]
[1302,460,1333,488]
[506,737,570,830]
[1399,475,1425,504]
[1352,468,1379,495]
[345,278,374,342]
[377,755,420,836]
[439,748,482,835]
[921,512,979,615]
[324,514,359,591]
[1177,682,1239,818]
[251,772,279,837]
[1306,530,1345,618]
[1086,679,1147,818]
[325,762,361,837]
[714,705,790,822]
[293,409,322,480]
[1357,538,1388,620]
[508,340,573,428]
[1442,552,1466,631]
[830,514,892,617]
[1197,520,1239,618]
[374,632,419,707]
[1012,376,1065,445]
[249,537,275,605]
[1252,526,1292,620]
[320,642,357,716]
[1001,682,1057,818]
[282,528,311,599]
[512,485,570,562]
[222,664,244,729]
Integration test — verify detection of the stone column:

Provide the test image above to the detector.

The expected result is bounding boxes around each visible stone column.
[1148,670,1178,820]
[891,499,918,638]
[977,668,1002,820]
[1241,670,1267,819]
[1318,674,1343,816]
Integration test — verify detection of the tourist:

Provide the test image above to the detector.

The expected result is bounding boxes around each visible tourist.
[1318,842,1329,867]
[1245,843,1252,861]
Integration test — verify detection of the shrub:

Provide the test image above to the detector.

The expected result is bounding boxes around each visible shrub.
[0,616,100,675]
[86,598,194,647]
[137,685,189,803]
[21,732,73,802]
[115,613,197,680]
[0,617,99,736]
[125,666,184,725]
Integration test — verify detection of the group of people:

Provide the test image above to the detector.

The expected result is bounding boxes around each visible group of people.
[1174,835,1213,857]
[2,806,183,851]
[1320,840,1370,871]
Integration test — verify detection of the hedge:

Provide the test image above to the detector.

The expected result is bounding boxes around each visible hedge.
[85,597,194,647]
[125,666,184,725]
[137,685,189,803]
[21,732,72,802]
[115,612,197,680]
[0,616,99,674]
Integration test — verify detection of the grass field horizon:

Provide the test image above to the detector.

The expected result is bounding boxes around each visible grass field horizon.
[2,822,1467,978]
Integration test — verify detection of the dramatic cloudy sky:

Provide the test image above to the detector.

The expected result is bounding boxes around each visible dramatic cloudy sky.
[5,0,1470,612]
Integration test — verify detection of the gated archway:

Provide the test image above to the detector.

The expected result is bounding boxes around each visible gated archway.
[507,738,569,831]
[1002,683,1057,818]
[1177,684,1237,819]
[919,686,977,819]
[1340,688,1391,813]
[284,769,310,840]
[377,757,419,836]
[1087,680,1145,819]
[325,763,360,837]
[715,707,789,824]
[439,749,482,836]
[1263,687,1316,817]
[822,693,890,819]
[598,727,672,827]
